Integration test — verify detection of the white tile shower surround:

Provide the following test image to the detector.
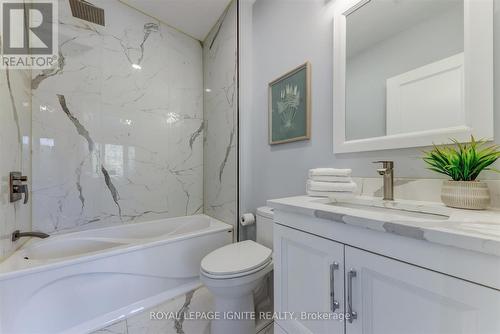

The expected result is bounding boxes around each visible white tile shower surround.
[31,0,204,234]
[203,0,239,228]
[92,287,275,334]
[0,67,32,261]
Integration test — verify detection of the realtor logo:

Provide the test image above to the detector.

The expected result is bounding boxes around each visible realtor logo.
[1,0,58,69]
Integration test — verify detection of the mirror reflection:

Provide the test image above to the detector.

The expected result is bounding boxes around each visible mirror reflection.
[345,0,464,141]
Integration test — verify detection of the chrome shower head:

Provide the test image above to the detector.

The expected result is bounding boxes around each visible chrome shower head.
[69,0,105,26]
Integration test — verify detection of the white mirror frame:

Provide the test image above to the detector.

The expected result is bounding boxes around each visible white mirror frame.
[333,0,494,154]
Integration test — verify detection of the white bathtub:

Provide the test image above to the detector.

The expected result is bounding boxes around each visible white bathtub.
[0,215,232,334]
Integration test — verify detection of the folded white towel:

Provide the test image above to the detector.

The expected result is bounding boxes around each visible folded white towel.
[307,190,355,199]
[306,190,331,198]
[309,168,352,177]
[309,175,353,183]
[307,180,357,193]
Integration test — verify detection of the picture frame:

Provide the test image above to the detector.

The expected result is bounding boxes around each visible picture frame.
[268,62,311,145]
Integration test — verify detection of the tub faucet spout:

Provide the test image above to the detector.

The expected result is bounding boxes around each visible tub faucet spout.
[12,230,50,242]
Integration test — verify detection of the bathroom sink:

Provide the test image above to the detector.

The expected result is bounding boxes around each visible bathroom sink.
[23,239,126,261]
[320,196,451,221]
[327,202,450,221]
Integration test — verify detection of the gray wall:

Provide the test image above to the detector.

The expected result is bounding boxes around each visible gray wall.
[242,0,500,213]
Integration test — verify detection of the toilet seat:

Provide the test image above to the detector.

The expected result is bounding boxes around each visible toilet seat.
[201,240,272,279]
[201,258,273,279]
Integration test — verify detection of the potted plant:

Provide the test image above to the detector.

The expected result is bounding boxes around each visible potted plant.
[423,136,500,210]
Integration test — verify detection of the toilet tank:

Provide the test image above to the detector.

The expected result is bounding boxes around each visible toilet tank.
[256,206,274,250]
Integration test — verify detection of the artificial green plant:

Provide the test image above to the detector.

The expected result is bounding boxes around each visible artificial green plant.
[422,136,500,181]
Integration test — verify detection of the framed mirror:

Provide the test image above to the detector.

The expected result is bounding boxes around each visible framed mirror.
[333,0,494,153]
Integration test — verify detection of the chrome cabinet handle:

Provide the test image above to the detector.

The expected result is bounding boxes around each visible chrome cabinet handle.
[330,262,340,312]
[347,269,358,323]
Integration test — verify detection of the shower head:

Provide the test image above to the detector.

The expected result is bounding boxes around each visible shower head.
[69,0,105,26]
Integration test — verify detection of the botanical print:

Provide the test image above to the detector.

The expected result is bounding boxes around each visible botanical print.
[269,62,311,144]
[277,84,301,129]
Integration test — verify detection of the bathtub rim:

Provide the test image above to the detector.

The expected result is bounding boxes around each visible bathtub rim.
[0,214,232,281]
[48,213,216,238]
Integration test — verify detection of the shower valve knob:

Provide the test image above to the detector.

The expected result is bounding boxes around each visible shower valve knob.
[10,172,29,204]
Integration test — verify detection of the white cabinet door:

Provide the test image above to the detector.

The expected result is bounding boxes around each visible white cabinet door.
[274,224,345,334]
[345,246,500,334]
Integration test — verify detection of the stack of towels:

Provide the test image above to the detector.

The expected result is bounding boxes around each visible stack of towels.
[307,168,357,198]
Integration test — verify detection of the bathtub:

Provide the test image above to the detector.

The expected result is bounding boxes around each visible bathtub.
[0,215,232,334]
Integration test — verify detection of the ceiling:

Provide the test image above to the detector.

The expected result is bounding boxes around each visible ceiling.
[120,0,232,41]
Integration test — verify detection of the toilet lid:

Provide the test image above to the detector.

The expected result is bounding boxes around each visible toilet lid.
[201,240,272,277]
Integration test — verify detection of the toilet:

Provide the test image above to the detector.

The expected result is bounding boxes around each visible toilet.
[200,207,274,334]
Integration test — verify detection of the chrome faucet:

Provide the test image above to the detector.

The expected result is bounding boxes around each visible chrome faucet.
[12,230,50,242]
[373,161,394,201]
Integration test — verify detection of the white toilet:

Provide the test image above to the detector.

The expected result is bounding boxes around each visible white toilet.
[200,207,274,334]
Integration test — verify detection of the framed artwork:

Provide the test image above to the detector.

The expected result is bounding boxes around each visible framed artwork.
[268,62,311,145]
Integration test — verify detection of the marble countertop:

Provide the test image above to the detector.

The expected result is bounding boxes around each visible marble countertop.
[267,195,500,257]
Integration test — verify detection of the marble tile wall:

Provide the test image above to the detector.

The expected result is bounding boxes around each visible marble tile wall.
[203,0,239,229]
[32,0,204,233]
[92,286,275,334]
[92,287,212,334]
[0,66,32,261]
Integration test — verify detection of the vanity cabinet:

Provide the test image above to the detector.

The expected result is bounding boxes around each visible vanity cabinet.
[345,246,500,334]
[274,224,345,334]
[274,223,500,334]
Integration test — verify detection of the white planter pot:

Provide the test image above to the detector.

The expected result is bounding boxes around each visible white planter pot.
[441,181,490,210]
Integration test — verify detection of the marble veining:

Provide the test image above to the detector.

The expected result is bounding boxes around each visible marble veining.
[208,5,230,50]
[31,52,66,90]
[113,22,159,68]
[269,195,500,257]
[174,290,195,334]
[382,222,425,240]
[314,210,346,223]
[0,63,32,261]
[31,0,204,233]
[261,323,275,334]
[93,287,212,334]
[189,122,204,150]
[57,94,95,152]
[91,285,274,334]
[101,165,122,219]
[203,0,238,229]
[219,128,235,182]
[5,68,22,145]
